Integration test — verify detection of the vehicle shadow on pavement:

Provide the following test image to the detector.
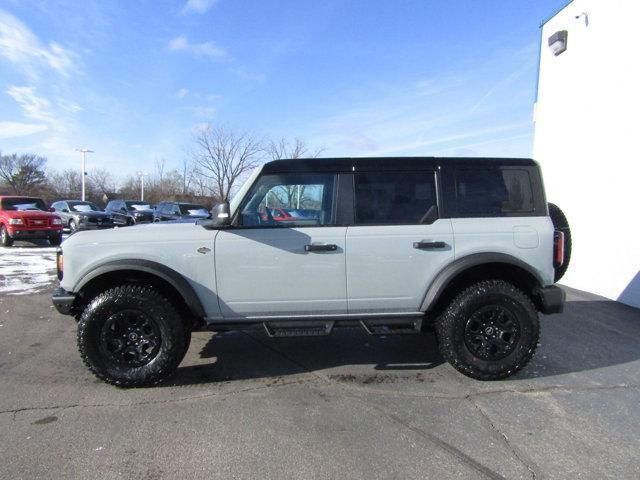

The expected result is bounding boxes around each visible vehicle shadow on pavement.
[165,287,640,387]
[166,328,445,387]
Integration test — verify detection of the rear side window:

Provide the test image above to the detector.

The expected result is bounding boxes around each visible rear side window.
[444,168,534,217]
[354,172,437,225]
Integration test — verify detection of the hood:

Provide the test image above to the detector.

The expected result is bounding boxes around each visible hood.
[73,211,111,218]
[63,221,207,247]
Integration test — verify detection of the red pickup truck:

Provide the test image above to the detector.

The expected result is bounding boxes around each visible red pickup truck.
[0,196,64,247]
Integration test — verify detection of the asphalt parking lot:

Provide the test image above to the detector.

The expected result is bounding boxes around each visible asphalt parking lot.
[1,245,640,479]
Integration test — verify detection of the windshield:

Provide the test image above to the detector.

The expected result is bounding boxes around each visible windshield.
[1,198,46,211]
[126,202,152,211]
[68,201,101,212]
[179,204,208,215]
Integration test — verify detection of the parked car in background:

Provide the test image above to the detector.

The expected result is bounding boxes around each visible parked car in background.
[51,200,114,233]
[154,201,211,222]
[0,196,63,247]
[105,200,155,226]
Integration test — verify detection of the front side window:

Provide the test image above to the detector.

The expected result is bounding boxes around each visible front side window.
[239,174,335,227]
[354,172,438,225]
[451,168,534,217]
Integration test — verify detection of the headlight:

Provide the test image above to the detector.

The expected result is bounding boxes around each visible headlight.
[56,248,63,280]
[52,218,63,225]
[76,215,86,223]
[9,218,24,225]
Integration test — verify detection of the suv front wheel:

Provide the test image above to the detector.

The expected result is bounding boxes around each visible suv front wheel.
[77,284,189,387]
[436,280,539,380]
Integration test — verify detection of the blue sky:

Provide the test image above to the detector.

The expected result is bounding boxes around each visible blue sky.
[0,0,566,174]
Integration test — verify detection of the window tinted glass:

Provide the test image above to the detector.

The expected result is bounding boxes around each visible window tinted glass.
[179,204,206,214]
[452,168,534,216]
[240,174,335,227]
[354,172,437,225]
[1,197,46,211]
[68,201,100,212]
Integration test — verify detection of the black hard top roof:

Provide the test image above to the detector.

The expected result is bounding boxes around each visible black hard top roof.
[262,157,538,173]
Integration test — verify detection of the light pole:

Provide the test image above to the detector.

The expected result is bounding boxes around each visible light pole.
[75,149,93,201]
[136,172,148,201]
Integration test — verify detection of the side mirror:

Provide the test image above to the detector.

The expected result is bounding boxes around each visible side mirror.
[201,201,231,229]
[61,208,69,213]
[49,207,56,213]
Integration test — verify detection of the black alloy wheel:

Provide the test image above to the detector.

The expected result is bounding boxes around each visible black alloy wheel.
[463,305,520,361]
[100,310,161,367]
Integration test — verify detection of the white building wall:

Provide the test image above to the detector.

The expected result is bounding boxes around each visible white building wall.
[533,0,640,308]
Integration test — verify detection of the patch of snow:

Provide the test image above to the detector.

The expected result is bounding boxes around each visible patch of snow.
[0,244,58,295]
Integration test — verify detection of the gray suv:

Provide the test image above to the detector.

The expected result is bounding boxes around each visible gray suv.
[52,157,568,387]
[50,200,114,233]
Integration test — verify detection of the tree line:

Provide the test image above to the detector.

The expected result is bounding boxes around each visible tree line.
[0,124,321,208]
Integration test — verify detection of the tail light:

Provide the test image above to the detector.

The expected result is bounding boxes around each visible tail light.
[56,248,64,280]
[553,230,564,268]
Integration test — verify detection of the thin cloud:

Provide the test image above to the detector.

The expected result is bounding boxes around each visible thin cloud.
[182,0,217,14]
[188,105,216,117]
[0,121,48,139]
[167,35,226,59]
[6,86,54,122]
[177,88,189,99]
[0,9,75,77]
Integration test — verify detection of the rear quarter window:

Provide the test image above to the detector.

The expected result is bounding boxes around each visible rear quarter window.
[444,167,536,217]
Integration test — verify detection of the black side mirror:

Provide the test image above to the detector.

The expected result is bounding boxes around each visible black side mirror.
[201,201,231,229]
[61,208,69,213]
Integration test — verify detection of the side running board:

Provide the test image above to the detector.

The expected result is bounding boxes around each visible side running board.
[263,321,334,337]
[360,318,423,335]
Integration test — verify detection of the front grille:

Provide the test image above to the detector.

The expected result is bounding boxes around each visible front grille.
[87,217,111,224]
[26,218,50,227]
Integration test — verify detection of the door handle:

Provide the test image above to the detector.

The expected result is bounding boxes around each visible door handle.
[304,243,338,252]
[413,241,447,250]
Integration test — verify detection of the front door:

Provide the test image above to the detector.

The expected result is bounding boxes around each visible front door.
[215,172,347,318]
[346,171,454,314]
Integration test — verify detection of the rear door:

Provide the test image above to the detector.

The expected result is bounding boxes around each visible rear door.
[215,172,347,318]
[346,170,454,314]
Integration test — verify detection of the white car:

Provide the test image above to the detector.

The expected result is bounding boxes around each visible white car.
[52,157,568,387]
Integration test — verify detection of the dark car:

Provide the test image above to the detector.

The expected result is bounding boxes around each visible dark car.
[105,200,155,226]
[153,201,210,222]
[51,200,114,233]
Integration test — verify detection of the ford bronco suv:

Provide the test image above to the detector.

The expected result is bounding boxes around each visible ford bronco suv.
[52,157,568,387]
[0,196,64,247]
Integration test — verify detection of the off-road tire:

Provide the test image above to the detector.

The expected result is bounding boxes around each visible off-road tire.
[435,280,539,381]
[0,225,13,247]
[548,203,571,282]
[77,284,189,387]
[49,234,62,246]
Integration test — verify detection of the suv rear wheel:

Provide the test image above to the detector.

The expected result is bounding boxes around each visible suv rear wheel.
[77,284,189,387]
[435,280,539,380]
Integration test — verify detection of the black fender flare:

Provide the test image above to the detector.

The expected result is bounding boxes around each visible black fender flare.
[420,253,544,312]
[73,259,206,319]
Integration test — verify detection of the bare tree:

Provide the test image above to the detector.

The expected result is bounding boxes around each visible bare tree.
[0,152,47,194]
[192,124,263,202]
[265,137,323,161]
[49,169,82,198]
[90,168,117,196]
